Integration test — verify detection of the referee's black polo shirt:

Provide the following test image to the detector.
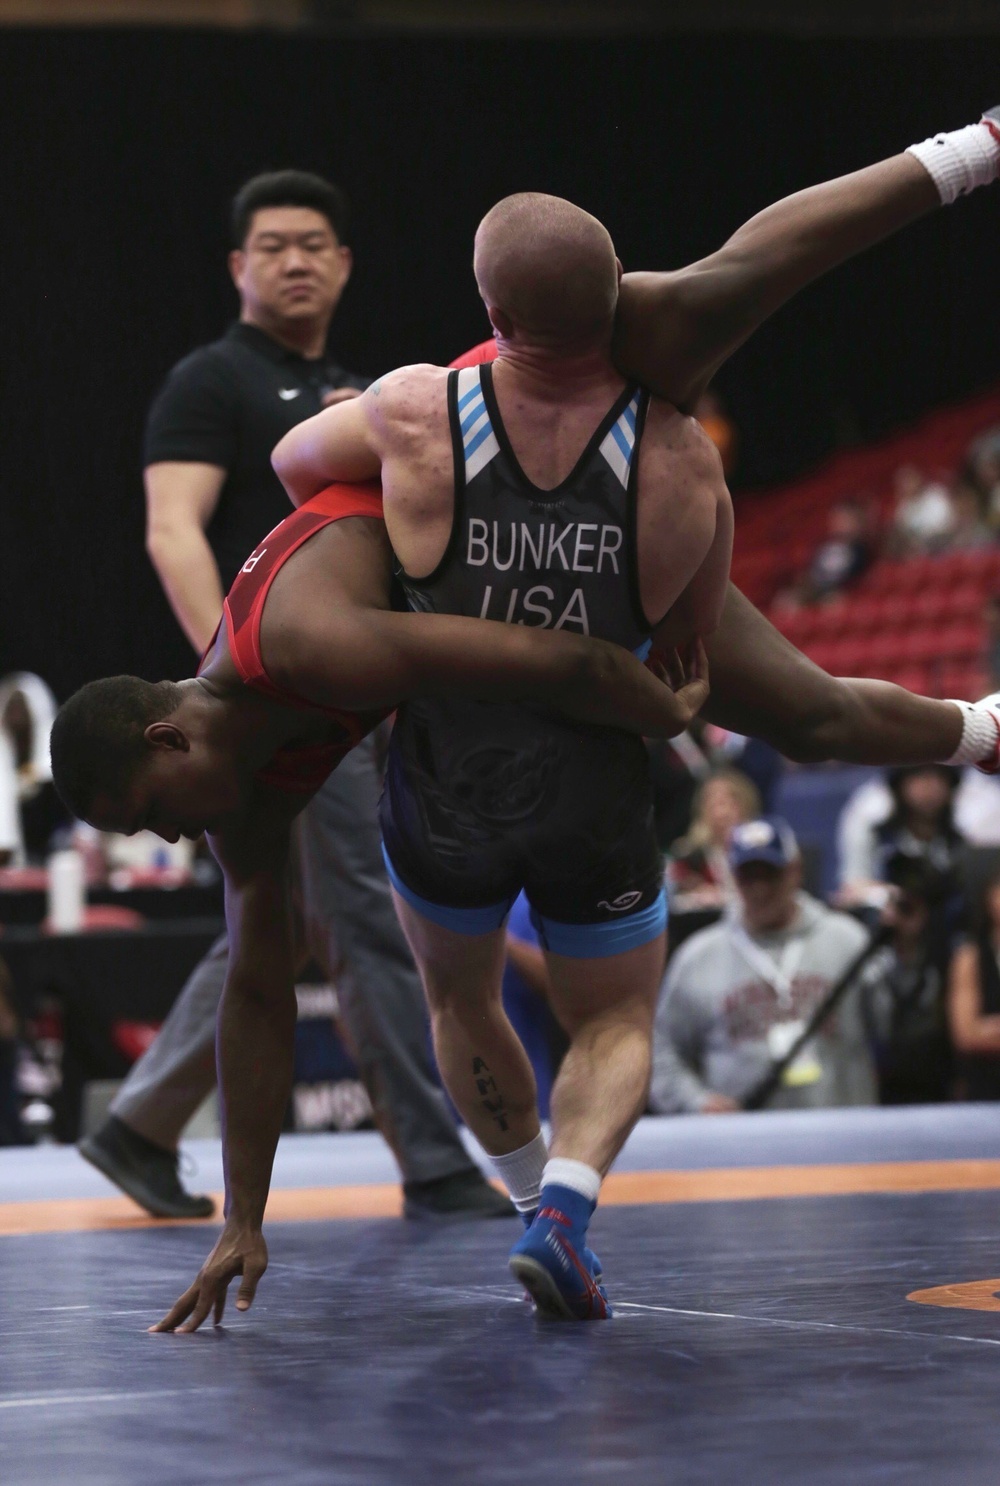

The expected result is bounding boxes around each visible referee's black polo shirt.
[144,322,369,593]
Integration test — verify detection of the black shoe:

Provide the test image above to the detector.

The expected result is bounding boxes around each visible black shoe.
[403,1167,516,1222]
[78,1115,216,1220]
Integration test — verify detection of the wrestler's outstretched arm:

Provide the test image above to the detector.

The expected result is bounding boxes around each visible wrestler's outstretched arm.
[684,584,967,765]
[614,110,1000,409]
[151,806,299,1333]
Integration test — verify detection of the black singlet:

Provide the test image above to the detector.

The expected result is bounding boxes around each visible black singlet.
[379,362,663,925]
[400,361,652,645]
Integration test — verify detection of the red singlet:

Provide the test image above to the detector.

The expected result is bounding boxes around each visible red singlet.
[448,338,499,369]
[216,353,497,793]
[210,481,390,794]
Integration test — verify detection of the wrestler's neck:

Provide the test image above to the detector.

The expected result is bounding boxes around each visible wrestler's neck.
[492,335,621,401]
[179,677,300,771]
[240,305,331,361]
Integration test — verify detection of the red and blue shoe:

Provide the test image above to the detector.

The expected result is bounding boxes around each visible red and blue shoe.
[519,1207,602,1282]
[509,1190,611,1320]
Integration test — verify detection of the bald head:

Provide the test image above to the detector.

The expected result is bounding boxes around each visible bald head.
[474,193,619,350]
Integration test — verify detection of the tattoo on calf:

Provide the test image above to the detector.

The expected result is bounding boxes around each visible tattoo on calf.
[471,1056,509,1133]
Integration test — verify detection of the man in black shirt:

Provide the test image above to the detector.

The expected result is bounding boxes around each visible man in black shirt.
[147,319,366,605]
[78,170,511,1222]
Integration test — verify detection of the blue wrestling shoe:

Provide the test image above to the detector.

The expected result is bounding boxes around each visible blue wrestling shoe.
[509,1186,611,1320]
[520,1208,602,1281]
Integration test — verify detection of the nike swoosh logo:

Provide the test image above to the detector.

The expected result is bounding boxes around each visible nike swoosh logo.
[278,388,302,401]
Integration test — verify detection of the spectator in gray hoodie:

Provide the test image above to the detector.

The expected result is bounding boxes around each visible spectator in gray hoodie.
[651,817,876,1114]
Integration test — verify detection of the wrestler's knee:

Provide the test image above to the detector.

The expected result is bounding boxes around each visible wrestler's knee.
[422,963,502,1023]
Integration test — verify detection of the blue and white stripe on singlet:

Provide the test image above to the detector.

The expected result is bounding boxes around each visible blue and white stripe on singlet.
[456,366,500,482]
[598,388,642,489]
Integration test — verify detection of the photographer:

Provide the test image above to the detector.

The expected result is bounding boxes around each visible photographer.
[857,859,956,1105]
[947,865,1000,1101]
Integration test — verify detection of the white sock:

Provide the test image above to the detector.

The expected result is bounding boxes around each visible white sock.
[489,1131,548,1215]
[541,1157,602,1205]
[945,698,1000,766]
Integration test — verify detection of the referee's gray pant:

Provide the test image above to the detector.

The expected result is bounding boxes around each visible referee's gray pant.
[108,730,475,1186]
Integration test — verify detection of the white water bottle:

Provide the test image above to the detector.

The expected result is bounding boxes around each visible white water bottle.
[47,849,85,933]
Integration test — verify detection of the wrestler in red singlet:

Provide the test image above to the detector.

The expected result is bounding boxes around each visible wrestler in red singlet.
[212,352,496,793]
[202,481,389,793]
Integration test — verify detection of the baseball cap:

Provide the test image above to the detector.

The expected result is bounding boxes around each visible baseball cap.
[728,816,800,871]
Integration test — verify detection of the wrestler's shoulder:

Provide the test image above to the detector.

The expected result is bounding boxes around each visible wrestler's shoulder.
[367,365,453,441]
[371,361,450,389]
[368,361,450,406]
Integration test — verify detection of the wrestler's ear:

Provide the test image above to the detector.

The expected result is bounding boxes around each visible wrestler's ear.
[144,722,190,753]
[487,305,514,340]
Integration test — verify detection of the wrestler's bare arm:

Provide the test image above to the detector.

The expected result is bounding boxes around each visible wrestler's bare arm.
[271,391,380,505]
[694,584,962,765]
[277,605,708,740]
[613,153,940,409]
[152,804,299,1333]
[271,365,448,510]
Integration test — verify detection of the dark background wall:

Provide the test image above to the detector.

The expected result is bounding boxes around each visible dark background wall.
[0,26,998,697]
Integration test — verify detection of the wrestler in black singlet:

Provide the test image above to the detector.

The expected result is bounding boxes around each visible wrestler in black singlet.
[379,362,667,945]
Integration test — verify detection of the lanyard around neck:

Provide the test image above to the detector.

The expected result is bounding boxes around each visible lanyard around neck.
[728,921,805,1011]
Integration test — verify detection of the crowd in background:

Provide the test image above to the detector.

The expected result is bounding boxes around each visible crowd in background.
[775,423,1000,616]
[652,751,1000,1117]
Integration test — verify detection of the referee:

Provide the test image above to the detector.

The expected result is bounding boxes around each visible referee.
[79,170,511,1222]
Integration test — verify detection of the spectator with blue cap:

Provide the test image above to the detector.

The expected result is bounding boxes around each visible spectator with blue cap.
[651,817,877,1113]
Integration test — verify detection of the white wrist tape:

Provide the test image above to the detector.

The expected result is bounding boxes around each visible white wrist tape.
[945,699,997,765]
[906,121,1000,205]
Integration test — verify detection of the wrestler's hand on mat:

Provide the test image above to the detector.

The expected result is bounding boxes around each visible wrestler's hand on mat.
[149,1220,268,1334]
[647,639,710,729]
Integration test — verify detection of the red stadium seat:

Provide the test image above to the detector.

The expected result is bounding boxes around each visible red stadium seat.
[948,581,993,617]
[838,595,886,634]
[896,628,945,665]
[877,593,914,629]
[850,633,902,674]
[842,644,877,676]
[891,556,940,592]
[934,622,983,661]
[809,600,853,638]
[937,548,1000,587]
[938,663,988,701]
[861,563,898,595]
[908,589,954,626]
